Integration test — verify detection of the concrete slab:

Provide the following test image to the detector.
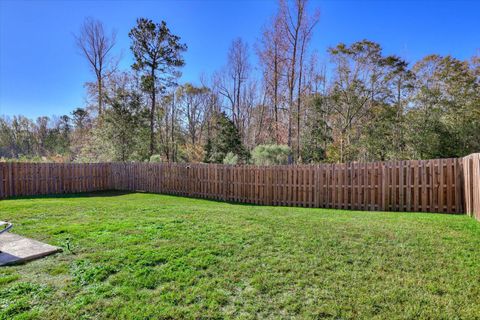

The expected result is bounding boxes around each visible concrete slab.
[0,233,61,266]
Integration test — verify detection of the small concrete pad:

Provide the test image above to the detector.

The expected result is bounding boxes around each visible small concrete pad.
[0,233,61,266]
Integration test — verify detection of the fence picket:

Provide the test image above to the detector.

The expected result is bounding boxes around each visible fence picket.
[1,155,479,220]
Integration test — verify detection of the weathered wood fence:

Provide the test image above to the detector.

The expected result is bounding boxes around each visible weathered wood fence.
[0,163,112,198]
[111,160,465,214]
[1,154,480,220]
[462,153,480,220]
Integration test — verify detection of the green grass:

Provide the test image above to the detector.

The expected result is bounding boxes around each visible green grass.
[1,192,479,319]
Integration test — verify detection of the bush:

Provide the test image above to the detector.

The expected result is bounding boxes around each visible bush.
[149,154,162,163]
[222,152,238,165]
[181,143,205,163]
[251,144,291,165]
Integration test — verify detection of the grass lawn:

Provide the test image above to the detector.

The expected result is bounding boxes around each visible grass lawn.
[1,192,479,319]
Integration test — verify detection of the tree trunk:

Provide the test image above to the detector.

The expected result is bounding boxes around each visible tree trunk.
[273,45,279,144]
[171,92,175,162]
[287,14,299,164]
[149,68,156,157]
[97,76,103,115]
[287,35,298,164]
[340,136,344,163]
[296,35,307,163]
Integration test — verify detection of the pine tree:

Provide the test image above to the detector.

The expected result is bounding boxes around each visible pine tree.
[204,112,248,163]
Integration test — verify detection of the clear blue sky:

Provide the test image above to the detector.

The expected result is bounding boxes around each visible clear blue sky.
[1,0,479,119]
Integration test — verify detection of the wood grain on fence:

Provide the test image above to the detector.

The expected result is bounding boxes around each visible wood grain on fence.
[462,153,480,220]
[2,155,479,218]
[0,162,112,198]
[109,158,464,214]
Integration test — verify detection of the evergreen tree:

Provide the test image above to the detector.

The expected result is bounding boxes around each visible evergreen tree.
[204,112,248,163]
[129,18,186,156]
[251,144,291,165]
[301,95,332,163]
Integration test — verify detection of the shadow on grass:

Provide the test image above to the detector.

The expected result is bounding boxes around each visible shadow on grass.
[2,190,465,217]
[134,191,269,208]
[3,190,266,208]
[3,190,134,200]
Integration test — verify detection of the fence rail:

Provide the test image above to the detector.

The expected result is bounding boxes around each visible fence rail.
[1,155,479,219]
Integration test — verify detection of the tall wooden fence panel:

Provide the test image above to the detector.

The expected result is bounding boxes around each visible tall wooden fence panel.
[0,162,112,198]
[0,156,477,218]
[462,153,480,220]
[109,158,464,214]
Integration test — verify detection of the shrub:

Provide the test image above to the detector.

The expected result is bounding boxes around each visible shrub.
[251,144,291,165]
[181,143,205,163]
[149,154,162,162]
[222,152,239,165]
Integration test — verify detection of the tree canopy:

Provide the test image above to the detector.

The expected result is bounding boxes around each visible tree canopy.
[2,1,479,164]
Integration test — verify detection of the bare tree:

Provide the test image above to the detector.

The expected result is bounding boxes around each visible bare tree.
[75,18,116,115]
[200,74,222,143]
[177,83,210,145]
[214,38,257,148]
[229,38,250,129]
[295,8,319,160]
[217,38,251,129]
[257,13,288,144]
[280,0,319,162]
[240,80,260,149]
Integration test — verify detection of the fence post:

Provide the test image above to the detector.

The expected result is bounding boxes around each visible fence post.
[381,162,387,211]
[1,158,479,221]
[0,162,4,199]
[462,153,480,221]
[8,162,13,197]
[475,154,480,221]
[223,165,228,202]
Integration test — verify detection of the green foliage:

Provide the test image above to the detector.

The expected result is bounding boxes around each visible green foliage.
[149,154,162,162]
[78,87,149,162]
[251,144,291,165]
[129,18,187,157]
[0,115,72,160]
[204,112,248,163]
[301,95,331,163]
[104,90,149,161]
[1,192,479,318]
[406,55,480,159]
[360,104,403,161]
[129,18,186,74]
[320,41,480,162]
[2,36,479,164]
[222,152,238,164]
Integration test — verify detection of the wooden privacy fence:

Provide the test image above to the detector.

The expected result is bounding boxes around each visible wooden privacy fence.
[1,154,480,220]
[0,162,112,198]
[462,153,480,220]
[110,159,464,214]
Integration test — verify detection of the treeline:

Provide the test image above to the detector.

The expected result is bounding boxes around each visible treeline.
[1,0,479,163]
